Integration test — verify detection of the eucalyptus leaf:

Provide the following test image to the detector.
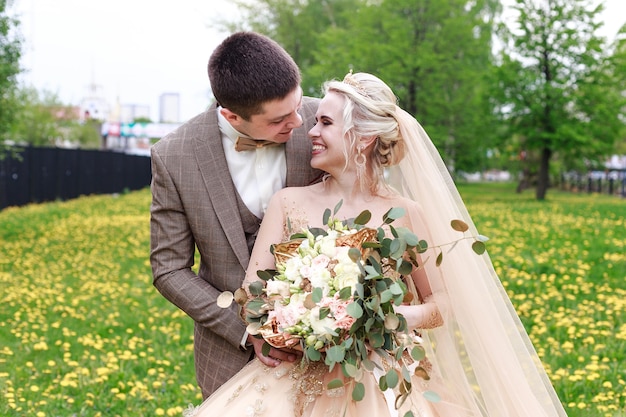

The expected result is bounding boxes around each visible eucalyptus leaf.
[347,301,364,319]
[323,208,331,225]
[261,342,271,357]
[339,286,353,300]
[384,313,400,330]
[312,287,323,303]
[472,241,486,255]
[256,269,275,281]
[353,210,372,225]
[414,366,430,381]
[385,368,399,388]
[343,362,358,377]
[380,289,393,303]
[383,207,406,223]
[369,332,384,348]
[398,260,413,276]
[423,390,441,403]
[246,322,262,335]
[352,382,365,402]
[216,291,234,308]
[306,346,321,361]
[378,375,389,391]
[450,219,469,232]
[333,200,343,215]
[410,345,426,361]
[435,251,443,266]
[327,378,344,390]
[319,306,331,320]
[348,247,362,262]
[248,280,264,296]
[327,345,346,363]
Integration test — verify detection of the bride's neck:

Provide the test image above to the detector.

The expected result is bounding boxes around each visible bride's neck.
[324,175,377,203]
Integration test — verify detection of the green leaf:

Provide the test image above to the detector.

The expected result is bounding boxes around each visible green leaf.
[369,332,384,348]
[472,241,486,255]
[450,219,469,232]
[385,368,399,388]
[423,390,442,403]
[380,289,393,303]
[339,286,353,300]
[327,378,344,390]
[261,342,271,357]
[435,251,443,266]
[398,259,413,275]
[248,280,264,296]
[343,362,358,377]
[256,269,275,281]
[403,412,415,417]
[323,208,331,225]
[348,247,362,262]
[326,345,346,363]
[333,200,343,215]
[383,207,406,224]
[306,346,321,361]
[312,287,323,303]
[319,306,331,319]
[389,282,404,295]
[378,375,389,391]
[353,210,372,225]
[384,313,400,330]
[352,382,365,401]
[347,301,364,319]
[410,345,426,361]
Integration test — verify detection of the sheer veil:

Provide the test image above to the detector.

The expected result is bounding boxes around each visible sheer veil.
[386,108,567,416]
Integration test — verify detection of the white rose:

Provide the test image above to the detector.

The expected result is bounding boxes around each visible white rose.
[265,280,291,298]
[331,247,360,292]
[309,306,338,338]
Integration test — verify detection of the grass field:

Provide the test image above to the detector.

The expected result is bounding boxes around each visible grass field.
[0,183,624,416]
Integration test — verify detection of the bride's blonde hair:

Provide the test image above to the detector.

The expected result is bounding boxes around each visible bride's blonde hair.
[323,72,406,194]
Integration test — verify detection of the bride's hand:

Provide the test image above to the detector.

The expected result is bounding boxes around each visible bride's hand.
[248,334,302,367]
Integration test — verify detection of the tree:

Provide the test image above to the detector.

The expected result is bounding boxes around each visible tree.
[9,86,101,148]
[0,0,23,155]
[225,0,500,174]
[494,0,626,200]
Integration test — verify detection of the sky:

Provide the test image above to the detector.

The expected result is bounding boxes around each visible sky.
[9,0,626,124]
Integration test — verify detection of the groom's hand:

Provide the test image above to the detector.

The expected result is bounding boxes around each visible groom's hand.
[248,334,301,367]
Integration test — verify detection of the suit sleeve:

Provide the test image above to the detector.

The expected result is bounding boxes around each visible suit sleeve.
[150,143,247,348]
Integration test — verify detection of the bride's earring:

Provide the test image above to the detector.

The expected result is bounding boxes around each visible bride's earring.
[355,145,366,180]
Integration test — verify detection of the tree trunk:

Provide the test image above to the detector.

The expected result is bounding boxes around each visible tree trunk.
[536,147,552,200]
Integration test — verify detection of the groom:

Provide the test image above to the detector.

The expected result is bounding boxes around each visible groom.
[150,32,322,399]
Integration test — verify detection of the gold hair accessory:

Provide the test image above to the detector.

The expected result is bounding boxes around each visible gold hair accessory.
[342,70,369,97]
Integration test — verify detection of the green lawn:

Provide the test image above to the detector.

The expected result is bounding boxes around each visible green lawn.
[0,184,624,416]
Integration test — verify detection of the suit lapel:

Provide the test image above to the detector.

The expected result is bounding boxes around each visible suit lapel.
[193,105,250,268]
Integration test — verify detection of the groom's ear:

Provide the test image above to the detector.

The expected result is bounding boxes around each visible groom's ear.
[220,108,243,126]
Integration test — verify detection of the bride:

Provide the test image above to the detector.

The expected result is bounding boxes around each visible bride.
[185,72,567,417]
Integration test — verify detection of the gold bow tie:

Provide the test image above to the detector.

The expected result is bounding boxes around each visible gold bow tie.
[234,136,282,152]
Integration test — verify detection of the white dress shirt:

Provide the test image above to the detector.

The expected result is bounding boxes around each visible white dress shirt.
[217,107,287,219]
[217,108,286,349]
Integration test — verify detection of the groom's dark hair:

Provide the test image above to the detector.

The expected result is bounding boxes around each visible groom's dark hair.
[208,32,301,120]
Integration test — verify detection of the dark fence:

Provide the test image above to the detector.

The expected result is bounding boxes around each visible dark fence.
[0,146,151,210]
[560,170,626,197]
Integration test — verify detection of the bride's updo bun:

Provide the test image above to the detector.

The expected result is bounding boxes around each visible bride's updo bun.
[324,71,407,192]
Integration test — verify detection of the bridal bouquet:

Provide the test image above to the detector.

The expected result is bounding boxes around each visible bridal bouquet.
[219,201,486,411]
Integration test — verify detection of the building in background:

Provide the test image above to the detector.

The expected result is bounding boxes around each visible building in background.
[159,93,180,123]
[79,82,110,122]
[120,103,151,123]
